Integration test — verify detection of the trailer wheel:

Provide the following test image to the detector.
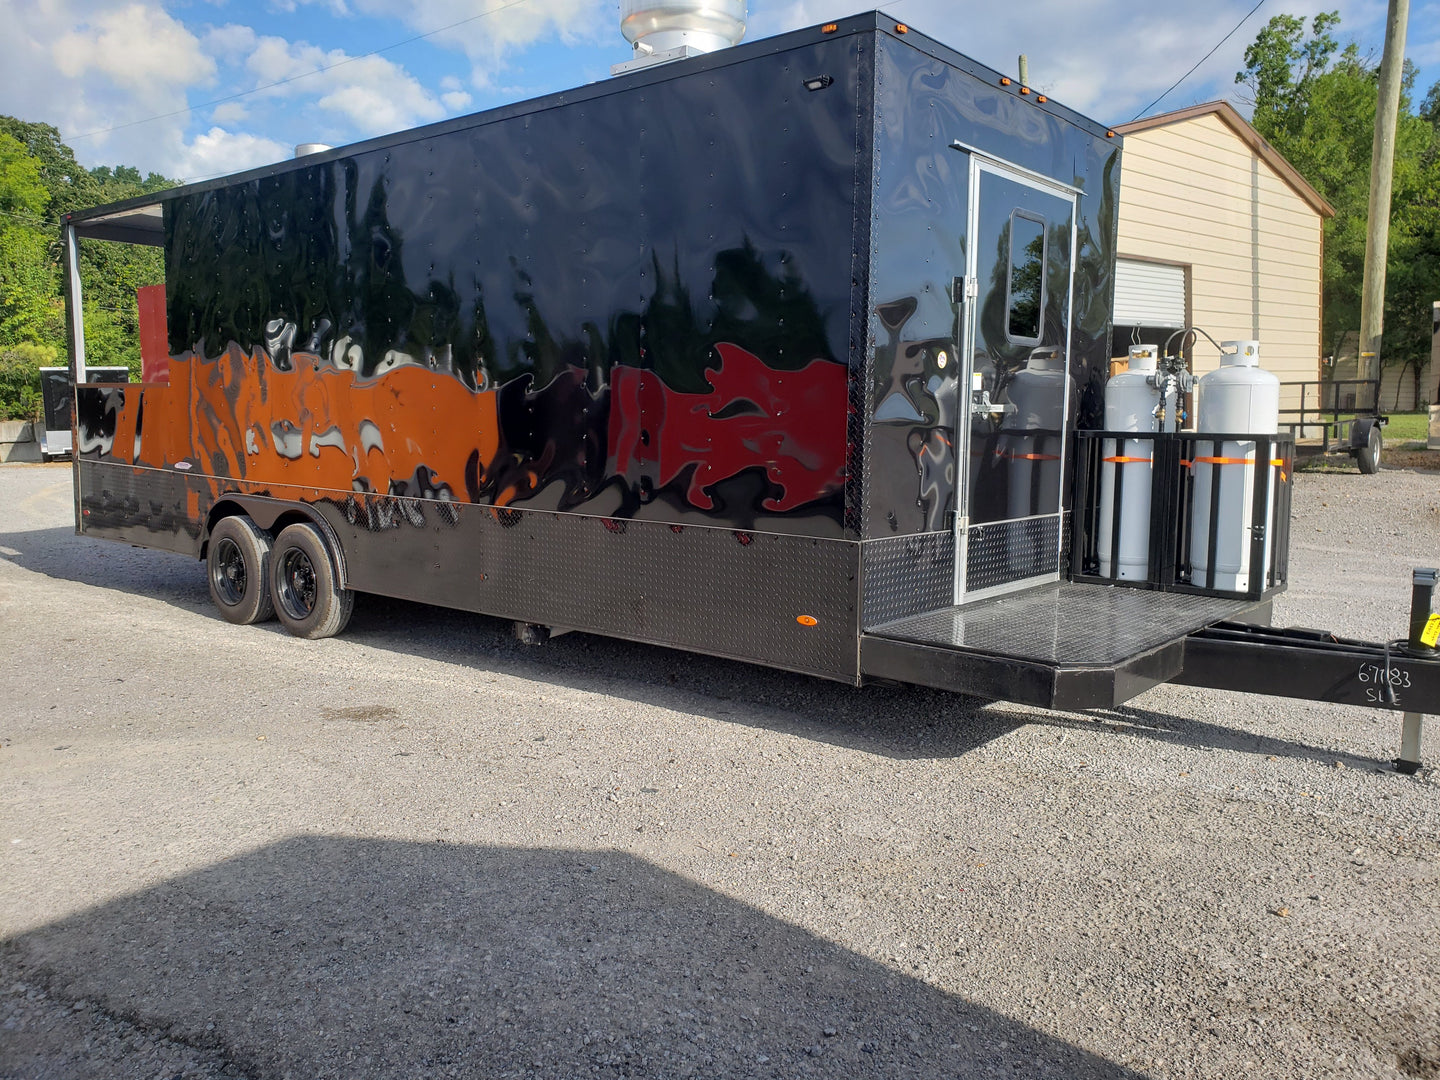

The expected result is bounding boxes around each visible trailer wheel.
[207,515,275,625]
[1356,425,1382,475]
[270,522,354,639]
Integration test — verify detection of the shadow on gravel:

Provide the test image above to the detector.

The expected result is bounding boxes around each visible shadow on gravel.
[1084,703,1390,768]
[0,523,1380,770]
[0,524,205,609]
[0,837,1149,1080]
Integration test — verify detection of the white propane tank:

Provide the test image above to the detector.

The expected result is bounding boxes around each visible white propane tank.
[1000,348,1072,521]
[1189,340,1280,592]
[1097,346,1169,580]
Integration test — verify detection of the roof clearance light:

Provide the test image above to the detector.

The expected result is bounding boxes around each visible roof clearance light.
[999,76,1011,86]
[895,23,908,32]
[1107,130,1116,138]
[821,22,838,33]
[1020,86,1030,95]
[803,75,834,91]
[1037,94,1048,102]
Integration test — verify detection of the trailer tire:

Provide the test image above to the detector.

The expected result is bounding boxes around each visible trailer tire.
[207,515,275,625]
[1356,424,1382,475]
[270,522,354,639]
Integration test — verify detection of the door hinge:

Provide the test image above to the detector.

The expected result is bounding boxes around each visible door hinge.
[953,276,978,304]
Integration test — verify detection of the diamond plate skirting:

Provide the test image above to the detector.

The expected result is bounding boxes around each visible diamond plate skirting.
[307,494,864,683]
[861,531,955,628]
[77,462,864,684]
[871,582,1256,667]
[965,514,1062,593]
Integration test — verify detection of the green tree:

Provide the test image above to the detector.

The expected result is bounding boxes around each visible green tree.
[0,341,58,421]
[1237,13,1440,391]
[0,132,63,348]
[0,116,176,375]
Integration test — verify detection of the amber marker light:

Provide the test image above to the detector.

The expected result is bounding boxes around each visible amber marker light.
[895,23,908,32]
[999,76,1011,86]
[821,22,838,32]
[1107,130,1116,137]
[1037,94,1048,103]
[797,615,818,626]
[1020,86,1031,95]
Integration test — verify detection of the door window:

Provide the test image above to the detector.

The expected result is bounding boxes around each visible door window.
[1005,210,1046,346]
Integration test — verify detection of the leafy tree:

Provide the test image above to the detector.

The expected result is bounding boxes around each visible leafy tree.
[0,132,62,347]
[0,341,58,421]
[0,116,175,376]
[1237,13,1440,392]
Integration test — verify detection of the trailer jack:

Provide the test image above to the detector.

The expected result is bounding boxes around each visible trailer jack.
[1174,568,1439,773]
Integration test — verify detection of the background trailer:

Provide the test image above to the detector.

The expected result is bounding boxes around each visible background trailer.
[60,12,1438,763]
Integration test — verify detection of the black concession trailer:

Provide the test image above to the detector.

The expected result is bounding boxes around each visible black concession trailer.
[60,12,1438,768]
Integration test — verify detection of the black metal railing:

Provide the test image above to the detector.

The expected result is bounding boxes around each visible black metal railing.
[1281,378,1383,449]
[1071,430,1294,601]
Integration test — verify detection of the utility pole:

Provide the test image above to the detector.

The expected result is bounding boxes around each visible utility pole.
[1018,54,1029,87]
[1357,0,1409,389]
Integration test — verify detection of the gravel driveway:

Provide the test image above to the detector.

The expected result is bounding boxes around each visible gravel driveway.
[1,461,1437,1079]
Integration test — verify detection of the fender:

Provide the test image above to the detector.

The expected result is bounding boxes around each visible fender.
[205,495,351,590]
[1349,416,1379,450]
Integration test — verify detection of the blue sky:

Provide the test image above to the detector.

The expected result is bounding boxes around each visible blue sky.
[2,0,1437,185]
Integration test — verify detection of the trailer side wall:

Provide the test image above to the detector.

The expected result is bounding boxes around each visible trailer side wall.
[75,33,874,682]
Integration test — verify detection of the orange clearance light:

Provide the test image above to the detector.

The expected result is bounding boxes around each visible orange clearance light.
[1037,94,1048,102]
[1020,86,1031,95]
[821,22,838,32]
[797,615,818,627]
[999,76,1011,86]
[895,23,908,33]
[1107,130,1116,138]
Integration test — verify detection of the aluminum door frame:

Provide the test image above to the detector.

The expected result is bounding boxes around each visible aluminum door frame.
[953,151,1080,604]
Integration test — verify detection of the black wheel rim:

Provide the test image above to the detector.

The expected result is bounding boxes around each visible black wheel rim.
[211,537,247,607]
[277,547,318,621]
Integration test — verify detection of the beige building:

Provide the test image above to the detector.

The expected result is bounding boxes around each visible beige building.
[1113,102,1334,411]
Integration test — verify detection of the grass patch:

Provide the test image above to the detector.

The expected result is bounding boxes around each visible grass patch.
[1383,412,1431,444]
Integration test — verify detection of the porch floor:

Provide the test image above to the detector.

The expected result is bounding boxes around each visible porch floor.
[869,582,1259,668]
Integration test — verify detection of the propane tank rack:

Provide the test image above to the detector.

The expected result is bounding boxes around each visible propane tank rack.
[1071,429,1295,602]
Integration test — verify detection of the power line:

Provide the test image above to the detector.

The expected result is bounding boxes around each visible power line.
[1131,0,1268,121]
[67,0,534,143]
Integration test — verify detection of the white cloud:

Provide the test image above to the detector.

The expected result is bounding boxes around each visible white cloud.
[55,3,216,94]
[170,126,290,181]
[289,0,613,86]
[210,101,250,124]
[204,22,260,59]
[441,89,473,111]
[0,0,221,177]
[243,36,447,132]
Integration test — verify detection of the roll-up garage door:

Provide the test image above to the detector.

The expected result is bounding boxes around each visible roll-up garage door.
[1113,259,1186,328]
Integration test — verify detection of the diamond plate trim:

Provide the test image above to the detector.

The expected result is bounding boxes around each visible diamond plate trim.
[965,515,1061,594]
[315,498,864,683]
[861,531,955,628]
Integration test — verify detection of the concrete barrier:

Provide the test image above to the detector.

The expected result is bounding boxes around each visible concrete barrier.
[0,420,42,463]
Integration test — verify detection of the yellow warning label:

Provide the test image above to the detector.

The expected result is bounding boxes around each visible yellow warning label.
[1423,613,1440,648]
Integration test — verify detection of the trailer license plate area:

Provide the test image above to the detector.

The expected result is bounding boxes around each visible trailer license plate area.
[1357,663,1414,705]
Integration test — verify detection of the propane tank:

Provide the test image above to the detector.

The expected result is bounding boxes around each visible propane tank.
[1096,345,1169,580]
[1000,347,1072,522]
[1189,340,1280,592]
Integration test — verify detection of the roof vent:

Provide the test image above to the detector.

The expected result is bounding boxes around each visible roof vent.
[613,0,746,75]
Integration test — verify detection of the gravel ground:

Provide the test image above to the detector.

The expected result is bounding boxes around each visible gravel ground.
[1,461,1437,1080]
